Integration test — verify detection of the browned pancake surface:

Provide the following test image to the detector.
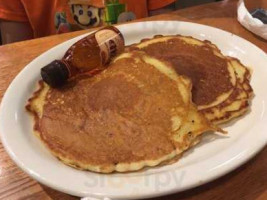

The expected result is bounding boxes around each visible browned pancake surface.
[35,53,193,170]
[27,50,221,173]
[131,38,233,106]
[129,35,253,124]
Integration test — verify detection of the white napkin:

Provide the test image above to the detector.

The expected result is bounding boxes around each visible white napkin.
[237,0,267,40]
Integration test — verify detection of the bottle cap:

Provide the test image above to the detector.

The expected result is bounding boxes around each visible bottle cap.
[41,60,69,87]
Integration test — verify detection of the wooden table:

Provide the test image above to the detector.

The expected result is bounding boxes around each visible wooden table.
[0,0,266,199]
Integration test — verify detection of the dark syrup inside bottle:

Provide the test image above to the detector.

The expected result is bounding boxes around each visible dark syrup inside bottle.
[41,26,125,87]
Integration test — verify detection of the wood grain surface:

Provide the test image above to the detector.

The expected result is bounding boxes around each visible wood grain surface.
[0,0,266,199]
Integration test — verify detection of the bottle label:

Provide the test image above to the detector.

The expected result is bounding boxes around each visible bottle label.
[95,29,124,65]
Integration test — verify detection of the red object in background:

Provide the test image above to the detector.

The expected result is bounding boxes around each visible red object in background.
[148,0,176,10]
[120,0,176,19]
[120,0,148,18]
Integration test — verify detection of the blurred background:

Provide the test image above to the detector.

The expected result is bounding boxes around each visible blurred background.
[0,0,222,45]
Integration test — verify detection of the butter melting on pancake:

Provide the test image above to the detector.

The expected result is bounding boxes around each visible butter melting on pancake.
[130,35,253,124]
[27,51,218,173]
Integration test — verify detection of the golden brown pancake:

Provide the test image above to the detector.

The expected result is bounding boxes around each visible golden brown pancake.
[129,35,253,124]
[26,51,219,173]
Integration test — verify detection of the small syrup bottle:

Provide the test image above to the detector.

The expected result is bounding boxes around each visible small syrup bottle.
[41,26,124,87]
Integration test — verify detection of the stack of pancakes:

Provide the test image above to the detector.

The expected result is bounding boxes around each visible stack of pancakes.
[128,35,253,124]
[26,35,253,173]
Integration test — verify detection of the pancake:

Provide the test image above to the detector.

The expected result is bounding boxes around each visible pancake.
[128,35,253,124]
[26,51,219,173]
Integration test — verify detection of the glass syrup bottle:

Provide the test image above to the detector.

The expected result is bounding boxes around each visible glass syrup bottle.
[41,26,124,87]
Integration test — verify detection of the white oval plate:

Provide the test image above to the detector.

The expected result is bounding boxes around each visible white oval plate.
[0,21,267,199]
